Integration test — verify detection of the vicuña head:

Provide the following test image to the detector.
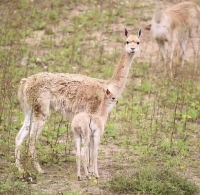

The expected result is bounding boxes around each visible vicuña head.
[125,28,141,54]
[101,88,117,115]
[108,28,141,97]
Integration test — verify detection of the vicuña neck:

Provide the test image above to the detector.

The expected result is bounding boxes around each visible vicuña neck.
[154,1,164,23]
[99,101,110,124]
[109,51,135,95]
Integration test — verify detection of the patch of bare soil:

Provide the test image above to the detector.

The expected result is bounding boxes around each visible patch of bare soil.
[29,142,124,195]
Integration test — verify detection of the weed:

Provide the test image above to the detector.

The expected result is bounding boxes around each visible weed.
[0,178,30,195]
[108,165,200,195]
[33,21,46,30]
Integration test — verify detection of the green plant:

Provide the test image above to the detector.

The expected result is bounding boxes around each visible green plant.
[109,166,200,194]
[33,21,46,30]
[0,179,30,194]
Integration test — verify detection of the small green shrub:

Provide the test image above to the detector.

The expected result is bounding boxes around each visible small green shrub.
[0,179,30,195]
[109,166,199,195]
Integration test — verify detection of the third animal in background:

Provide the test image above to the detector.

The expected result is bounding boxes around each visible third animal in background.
[150,1,200,75]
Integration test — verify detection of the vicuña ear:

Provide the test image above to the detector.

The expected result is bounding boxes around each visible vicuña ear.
[106,89,110,95]
[125,28,128,37]
[138,29,142,38]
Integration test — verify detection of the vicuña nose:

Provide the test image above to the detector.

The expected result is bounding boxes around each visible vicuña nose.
[131,48,135,50]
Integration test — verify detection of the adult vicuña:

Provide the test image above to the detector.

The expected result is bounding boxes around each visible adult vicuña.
[15,28,141,173]
[150,1,200,74]
[72,88,117,180]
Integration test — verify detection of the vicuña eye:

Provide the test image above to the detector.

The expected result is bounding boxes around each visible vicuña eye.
[126,41,129,44]
[137,42,140,45]
[112,97,115,100]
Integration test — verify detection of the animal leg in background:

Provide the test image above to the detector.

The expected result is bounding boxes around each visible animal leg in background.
[180,38,188,68]
[190,28,199,69]
[157,39,166,63]
[168,36,178,75]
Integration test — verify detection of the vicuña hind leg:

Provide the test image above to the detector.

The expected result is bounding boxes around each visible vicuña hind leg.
[29,114,47,174]
[88,136,94,174]
[168,37,177,77]
[80,133,90,179]
[93,135,100,179]
[157,39,166,62]
[26,92,50,173]
[180,38,188,68]
[191,37,199,69]
[190,28,199,69]
[15,111,32,172]
[75,136,81,180]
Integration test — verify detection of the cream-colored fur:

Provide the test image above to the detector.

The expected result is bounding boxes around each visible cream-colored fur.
[15,29,141,173]
[71,88,117,180]
[151,1,200,73]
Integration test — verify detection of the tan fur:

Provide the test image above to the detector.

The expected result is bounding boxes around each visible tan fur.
[15,29,141,173]
[151,1,200,74]
[22,73,105,117]
[71,89,116,180]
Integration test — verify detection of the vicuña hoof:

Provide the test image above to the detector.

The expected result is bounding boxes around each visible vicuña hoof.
[77,176,81,181]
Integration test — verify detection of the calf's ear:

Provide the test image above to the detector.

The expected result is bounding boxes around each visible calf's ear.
[138,29,142,38]
[125,28,128,37]
[106,89,110,95]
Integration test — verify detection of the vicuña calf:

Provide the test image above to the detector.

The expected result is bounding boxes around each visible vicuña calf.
[71,88,117,180]
[151,1,200,73]
[15,29,141,173]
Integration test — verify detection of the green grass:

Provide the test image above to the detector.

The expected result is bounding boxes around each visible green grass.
[108,165,199,195]
[0,178,30,195]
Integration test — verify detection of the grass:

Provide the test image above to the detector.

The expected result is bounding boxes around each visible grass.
[0,178,30,195]
[108,165,200,195]
[0,0,200,194]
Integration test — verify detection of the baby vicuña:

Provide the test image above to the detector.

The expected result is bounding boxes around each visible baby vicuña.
[71,88,117,180]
